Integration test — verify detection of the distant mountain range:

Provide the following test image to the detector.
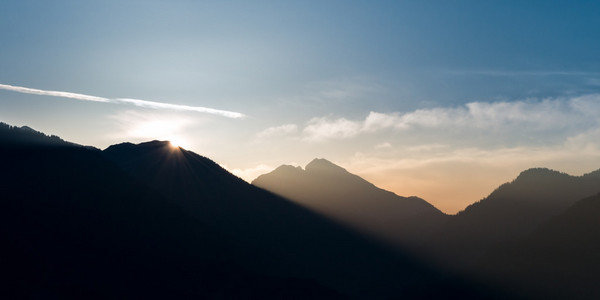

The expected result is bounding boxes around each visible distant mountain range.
[252,158,447,248]
[478,192,600,299]
[427,167,600,268]
[3,121,600,299]
[253,153,600,299]
[0,123,491,299]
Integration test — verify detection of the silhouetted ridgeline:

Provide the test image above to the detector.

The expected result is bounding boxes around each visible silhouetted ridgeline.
[0,122,88,148]
[3,122,600,299]
[415,167,600,299]
[252,158,448,249]
[254,156,600,299]
[478,193,600,299]
[0,124,342,299]
[101,140,493,299]
[426,167,600,268]
[0,123,496,299]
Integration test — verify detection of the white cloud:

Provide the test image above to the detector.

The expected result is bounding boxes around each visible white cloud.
[565,128,600,151]
[445,70,600,77]
[116,98,245,118]
[302,117,362,141]
[0,83,110,103]
[363,112,401,131]
[300,96,600,142]
[256,124,298,138]
[569,95,600,118]
[464,99,570,129]
[0,83,245,118]
[375,142,392,149]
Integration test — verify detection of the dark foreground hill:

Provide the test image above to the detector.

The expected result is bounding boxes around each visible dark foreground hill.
[252,159,447,248]
[0,123,495,299]
[0,123,341,299]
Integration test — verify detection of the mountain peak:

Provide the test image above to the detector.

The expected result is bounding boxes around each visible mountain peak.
[514,167,568,182]
[271,164,304,175]
[138,140,172,148]
[305,158,347,173]
[105,140,172,152]
[20,125,36,132]
[252,156,446,247]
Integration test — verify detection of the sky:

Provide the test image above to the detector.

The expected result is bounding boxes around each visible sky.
[1,0,599,213]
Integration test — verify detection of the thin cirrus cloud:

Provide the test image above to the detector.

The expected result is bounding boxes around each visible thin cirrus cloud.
[444,69,600,77]
[0,83,245,119]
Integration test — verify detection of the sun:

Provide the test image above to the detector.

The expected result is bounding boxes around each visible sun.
[168,137,189,149]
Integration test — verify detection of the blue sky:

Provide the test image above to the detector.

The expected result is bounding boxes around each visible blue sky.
[1,1,599,212]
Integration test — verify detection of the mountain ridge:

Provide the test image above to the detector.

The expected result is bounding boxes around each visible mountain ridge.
[1,126,346,299]
[100,137,492,298]
[426,164,600,271]
[253,158,447,248]
[305,158,348,173]
[5,121,600,299]
[0,122,89,148]
[475,192,600,299]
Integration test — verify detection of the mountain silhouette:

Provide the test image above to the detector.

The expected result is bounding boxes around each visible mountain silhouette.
[427,167,600,269]
[0,123,498,299]
[476,193,600,299]
[0,122,85,148]
[102,142,496,299]
[0,123,342,299]
[252,157,600,299]
[252,158,447,248]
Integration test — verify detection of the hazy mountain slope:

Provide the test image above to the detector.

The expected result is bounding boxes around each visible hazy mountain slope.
[0,126,343,299]
[103,143,496,299]
[428,167,600,267]
[252,158,447,247]
[477,193,600,300]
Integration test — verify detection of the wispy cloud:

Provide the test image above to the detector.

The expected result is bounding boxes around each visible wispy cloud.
[300,96,600,142]
[445,70,600,77]
[303,117,361,141]
[374,142,392,149]
[256,124,298,138]
[0,83,111,103]
[0,83,245,118]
